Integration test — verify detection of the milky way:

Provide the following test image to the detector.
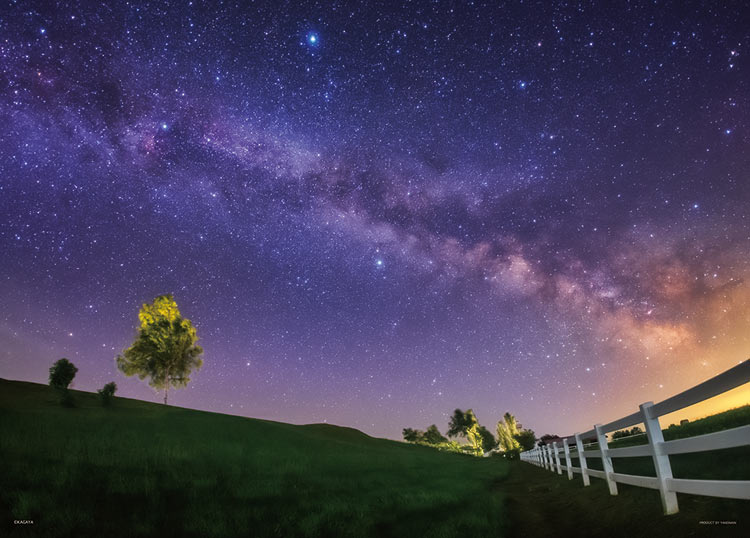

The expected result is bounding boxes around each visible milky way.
[1,1,749,439]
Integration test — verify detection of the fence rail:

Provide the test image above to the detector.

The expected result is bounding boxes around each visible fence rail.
[520,359,750,514]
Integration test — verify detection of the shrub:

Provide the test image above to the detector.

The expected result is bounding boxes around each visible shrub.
[98,382,117,406]
[49,358,78,407]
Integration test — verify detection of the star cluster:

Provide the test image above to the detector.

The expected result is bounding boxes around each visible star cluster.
[1,0,749,438]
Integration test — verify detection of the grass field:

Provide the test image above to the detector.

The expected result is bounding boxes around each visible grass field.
[574,405,750,481]
[1,379,748,537]
[0,379,508,538]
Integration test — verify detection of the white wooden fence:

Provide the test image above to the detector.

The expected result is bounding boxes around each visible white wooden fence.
[520,359,750,514]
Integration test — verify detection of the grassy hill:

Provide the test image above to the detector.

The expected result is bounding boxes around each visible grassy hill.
[2,379,748,537]
[0,379,508,537]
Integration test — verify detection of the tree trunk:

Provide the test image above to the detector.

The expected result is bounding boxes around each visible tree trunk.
[163,367,170,405]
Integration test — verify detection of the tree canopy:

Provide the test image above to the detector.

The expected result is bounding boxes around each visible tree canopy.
[477,425,497,453]
[447,408,484,453]
[49,358,78,390]
[402,427,424,443]
[116,294,203,405]
[423,424,448,445]
[496,412,521,452]
[514,428,537,451]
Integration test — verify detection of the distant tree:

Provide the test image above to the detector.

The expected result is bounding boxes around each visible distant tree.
[98,382,117,406]
[478,425,497,453]
[497,412,521,452]
[514,429,537,451]
[49,358,78,391]
[447,409,470,438]
[612,426,643,440]
[116,294,203,405]
[49,358,78,407]
[423,424,448,445]
[537,434,559,446]
[447,409,483,453]
[402,428,425,443]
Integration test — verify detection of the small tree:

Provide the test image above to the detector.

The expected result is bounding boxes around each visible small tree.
[49,358,78,390]
[478,425,497,453]
[497,412,521,452]
[514,429,537,451]
[98,382,117,406]
[49,358,78,407]
[538,433,559,446]
[117,295,203,405]
[447,409,483,453]
[402,428,424,443]
[423,424,448,445]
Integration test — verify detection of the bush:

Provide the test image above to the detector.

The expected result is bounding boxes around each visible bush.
[98,382,117,406]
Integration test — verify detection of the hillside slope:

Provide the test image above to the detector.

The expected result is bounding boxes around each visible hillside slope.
[0,379,508,538]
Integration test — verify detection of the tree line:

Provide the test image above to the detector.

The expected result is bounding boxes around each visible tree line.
[402,409,537,458]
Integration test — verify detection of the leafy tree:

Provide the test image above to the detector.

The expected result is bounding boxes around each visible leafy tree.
[447,409,470,438]
[538,433,559,446]
[514,429,537,451]
[496,412,521,452]
[447,409,483,453]
[98,382,117,406]
[116,294,203,405]
[478,425,497,453]
[402,428,425,443]
[423,424,448,445]
[49,358,78,390]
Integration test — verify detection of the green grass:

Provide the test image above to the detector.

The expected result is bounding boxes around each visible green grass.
[504,460,748,538]
[2,379,748,537]
[574,406,750,481]
[513,406,750,537]
[0,379,508,538]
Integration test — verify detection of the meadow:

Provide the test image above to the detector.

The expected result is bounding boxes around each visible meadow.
[0,379,508,537]
[1,378,748,537]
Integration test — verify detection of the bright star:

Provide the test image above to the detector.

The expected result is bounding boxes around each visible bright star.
[161,123,168,130]
[376,259,384,267]
[307,32,319,46]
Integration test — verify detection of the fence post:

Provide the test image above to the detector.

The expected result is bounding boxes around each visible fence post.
[640,401,679,515]
[574,433,590,486]
[546,445,552,471]
[563,438,573,480]
[553,442,562,474]
[595,424,618,495]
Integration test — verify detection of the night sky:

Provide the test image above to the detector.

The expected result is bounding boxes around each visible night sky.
[1,1,749,440]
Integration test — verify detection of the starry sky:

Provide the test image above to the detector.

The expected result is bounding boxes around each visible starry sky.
[1,1,749,440]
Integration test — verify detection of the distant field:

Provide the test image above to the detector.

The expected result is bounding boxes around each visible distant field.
[0,379,508,537]
[1,379,748,537]
[516,406,750,537]
[576,405,750,480]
